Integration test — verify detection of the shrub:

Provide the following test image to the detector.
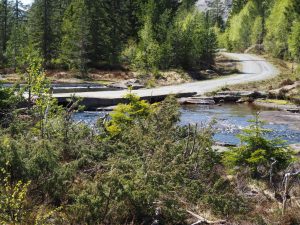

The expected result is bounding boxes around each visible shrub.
[223,113,295,179]
[0,164,30,224]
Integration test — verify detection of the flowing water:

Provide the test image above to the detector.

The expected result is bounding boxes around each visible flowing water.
[180,104,300,145]
[73,103,300,145]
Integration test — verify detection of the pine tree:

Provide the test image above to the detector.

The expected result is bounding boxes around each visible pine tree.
[60,0,90,76]
[28,0,70,67]
[230,0,248,15]
[207,0,226,28]
[0,0,13,66]
[264,0,292,58]
[288,20,300,61]
[5,0,28,69]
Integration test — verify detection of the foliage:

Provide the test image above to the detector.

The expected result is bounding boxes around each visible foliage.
[0,90,249,224]
[264,0,292,58]
[127,6,217,71]
[171,10,217,69]
[288,20,300,61]
[226,1,258,51]
[0,0,219,72]
[223,113,294,178]
[219,0,300,62]
[0,84,23,127]
[0,163,30,224]
[105,93,153,136]
[60,0,91,76]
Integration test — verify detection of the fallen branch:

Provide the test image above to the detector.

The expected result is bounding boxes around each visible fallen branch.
[187,210,226,225]
[282,170,300,215]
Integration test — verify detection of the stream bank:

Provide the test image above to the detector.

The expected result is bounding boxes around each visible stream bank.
[74,103,300,146]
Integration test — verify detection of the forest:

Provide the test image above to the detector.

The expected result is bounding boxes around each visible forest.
[218,0,300,62]
[0,0,217,76]
[0,0,299,74]
[0,0,300,224]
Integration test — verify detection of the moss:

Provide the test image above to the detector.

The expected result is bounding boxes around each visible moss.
[95,80,114,85]
[257,99,292,105]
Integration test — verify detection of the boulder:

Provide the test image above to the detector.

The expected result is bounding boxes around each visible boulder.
[217,90,267,98]
[96,106,116,111]
[214,91,267,103]
[179,97,215,105]
[108,79,145,90]
[213,95,240,103]
[290,143,300,154]
[236,97,254,103]
[205,69,215,74]
[269,81,300,98]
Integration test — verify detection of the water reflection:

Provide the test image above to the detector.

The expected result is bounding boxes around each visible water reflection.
[180,104,300,145]
[73,104,300,145]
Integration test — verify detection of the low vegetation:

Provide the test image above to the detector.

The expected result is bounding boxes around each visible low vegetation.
[0,61,300,224]
[1,0,300,224]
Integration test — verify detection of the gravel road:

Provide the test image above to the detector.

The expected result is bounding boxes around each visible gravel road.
[53,53,279,99]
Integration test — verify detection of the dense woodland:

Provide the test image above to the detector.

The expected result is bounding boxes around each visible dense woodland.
[0,0,218,75]
[0,0,300,224]
[218,0,300,61]
[1,0,299,73]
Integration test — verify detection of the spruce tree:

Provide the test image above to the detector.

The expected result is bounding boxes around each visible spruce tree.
[60,0,90,76]
[0,0,13,66]
[28,0,69,67]
[207,0,226,28]
[5,0,28,69]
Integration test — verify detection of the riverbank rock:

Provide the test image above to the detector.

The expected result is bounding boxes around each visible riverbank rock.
[108,79,144,90]
[217,90,267,98]
[179,97,215,105]
[213,91,267,103]
[254,100,300,113]
[96,106,116,111]
[290,143,300,155]
[212,91,266,103]
[269,81,300,99]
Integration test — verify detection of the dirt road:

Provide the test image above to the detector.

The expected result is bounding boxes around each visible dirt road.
[53,53,278,100]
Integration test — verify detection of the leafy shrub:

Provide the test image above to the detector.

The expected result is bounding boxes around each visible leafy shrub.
[0,164,30,224]
[289,20,300,62]
[223,113,294,179]
[264,0,291,58]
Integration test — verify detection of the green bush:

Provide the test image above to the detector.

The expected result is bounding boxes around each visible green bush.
[264,0,292,58]
[226,1,258,51]
[0,88,249,224]
[289,20,300,62]
[223,114,294,179]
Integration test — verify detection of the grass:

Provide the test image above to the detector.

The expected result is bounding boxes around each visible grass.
[256,99,292,105]
[95,80,114,85]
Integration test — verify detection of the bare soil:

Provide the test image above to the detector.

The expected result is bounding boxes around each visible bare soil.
[0,54,240,87]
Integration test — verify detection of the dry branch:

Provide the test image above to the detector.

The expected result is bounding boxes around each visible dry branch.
[187,210,226,225]
[282,170,300,215]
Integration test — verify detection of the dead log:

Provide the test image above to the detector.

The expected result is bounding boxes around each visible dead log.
[282,170,300,215]
[187,210,226,225]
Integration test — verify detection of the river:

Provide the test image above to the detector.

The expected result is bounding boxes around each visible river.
[73,103,300,145]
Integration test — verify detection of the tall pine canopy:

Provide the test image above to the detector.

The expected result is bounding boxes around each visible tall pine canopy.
[0,0,217,73]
